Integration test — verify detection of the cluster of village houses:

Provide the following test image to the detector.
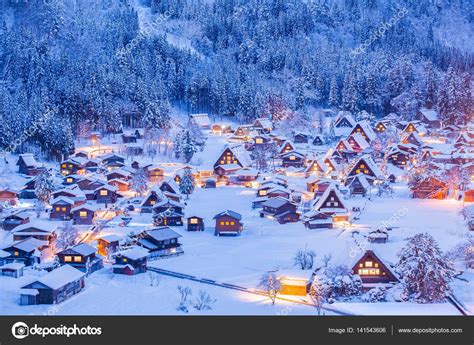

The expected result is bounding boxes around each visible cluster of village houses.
[0,108,473,305]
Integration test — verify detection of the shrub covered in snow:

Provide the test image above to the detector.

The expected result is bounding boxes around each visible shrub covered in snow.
[397,233,455,303]
[320,265,362,299]
[363,287,387,302]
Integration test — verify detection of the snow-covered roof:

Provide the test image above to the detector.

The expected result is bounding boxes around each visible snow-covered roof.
[0,249,10,258]
[348,173,370,189]
[262,197,292,209]
[334,111,356,128]
[228,144,252,167]
[27,265,85,290]
[312,183,347,212]
[350,155,384,179]
[50,196,74,205]
[190,113,211,127]
[98,234,122,243]
[213,210,242,220]
[352,121,376,142]
[0,262,25,270]
[146,227,182,241]
[281,151,305,159]
[71,204,97,213]
[349,132,370,150]
[5,238,47,253]
[13,221,58,234]
[66,243,96,257]
[114,246,149,260]
[236,167,259,177]
[419,108,439,122]
[254,118,273,129]
[18,154,37,167]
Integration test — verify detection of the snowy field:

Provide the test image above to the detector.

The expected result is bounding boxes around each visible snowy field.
[1,181,470,315]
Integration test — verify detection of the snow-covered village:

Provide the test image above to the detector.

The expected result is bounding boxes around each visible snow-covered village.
[0,0,473,319]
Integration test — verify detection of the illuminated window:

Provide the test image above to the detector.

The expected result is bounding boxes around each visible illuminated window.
[225,221,229,225]
[360,164,365,168]
[289,156,296,161]
[69,164,73,168]
[190,218,198,224]
[364,170,369,174]
[230,221,235,225]
[356,169,360,174]
[79,211,87,217]
[67,178,73,183]
[123,258,127,263]
[365,261,373,267]
[256,138,263,144]
[358,269,380,276]
[150,200,156,205]
[14,251,19,256]
[100,190,108,196]
[74,256,82,262]
[56,207,61,211]
[62,207,67,212]
[359,263,363,267]
[220,221,224,226]
[61,164,66,168]
[64,256,72,262]
[374,263,379,268]
[259,190,267,196]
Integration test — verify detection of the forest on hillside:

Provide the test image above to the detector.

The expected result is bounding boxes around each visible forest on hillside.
[0,0,472,158]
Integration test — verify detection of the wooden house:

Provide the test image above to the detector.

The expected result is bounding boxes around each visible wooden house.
[159,179,181,195]
[351,250,399,287]
[77,177,106,191]
[97,234,121,257]
[294,132,309,144]
[95,185,120,204]
[50,196,74,220]
[213,145,251,176]
[417,108,440,128]
[84,158,100,172]
[212,124,223,135]
[402,132,424,147]
[136,227,183,258]
[279,141,296,155]
[62,174,81,186]
[347,133,370,153]
[12,221,57,245]
[260,197,299,224]
[60,157,86,176]
[0,188,19,206]
[213,210,243,236]
[106,169,131,182]
[277,270,312,296]
[346,174,370,196]
[20,177,37,199]
[374,121,387,133]
[411,176,448,199]
[112,246,148,275]
[232,124,254,139]
[0,262,25,278]
[16,154,40,176]
[1,237,44,266]
[152,199,185,226]
[312,135,325,146]
[100,153,126,169]
[304,159,328,177]
[2,212,30,231]
[401,122,426,136]
[190,113,211,129]
[20,265,85,305]
[108,179,129,192]
[57,243,103,273]
[140,190,163,213]
[367,229,389,243]
[71,205,96,225]
[147,165,164,182]
[252,134,271,145]
[253,118,273,133]
[349,121,376,143]
[303,210,333,229]
[52,187,87,207]
[333,111,357,137]
[386,146,410,168]
[121,132,138,144]
[311,184,349,222]
[186,216,204,231]
[347,155,384,183]
[281,151,305,168]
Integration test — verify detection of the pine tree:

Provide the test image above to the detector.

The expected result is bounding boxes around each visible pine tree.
[34,170,54,206]
[179,168,195,199]
[397,233,455,303]
[130,168,148,196]
[180,130,198,163]
[328,76,339,108]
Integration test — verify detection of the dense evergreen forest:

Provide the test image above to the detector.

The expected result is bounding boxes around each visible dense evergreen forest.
[0,0,472,158]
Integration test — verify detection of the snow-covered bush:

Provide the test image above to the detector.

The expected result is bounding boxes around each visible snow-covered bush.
[363,287,387,302]
[321,265,362,298]
[397,233,455,303]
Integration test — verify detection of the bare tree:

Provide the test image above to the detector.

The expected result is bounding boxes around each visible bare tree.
[294,247,317,270]
[56,221,79,250]
[193,290,215,311]
[258,271,282,305]
[177,285,193,313]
